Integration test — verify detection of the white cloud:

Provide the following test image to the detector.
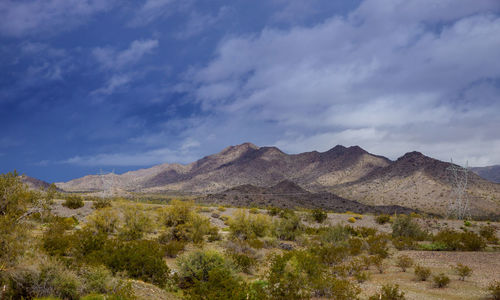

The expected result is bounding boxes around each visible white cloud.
[176,0,500,166]
[91,74,131,95]
[62,147,197,166]
[92,39,159,70]
[0,0,115,37]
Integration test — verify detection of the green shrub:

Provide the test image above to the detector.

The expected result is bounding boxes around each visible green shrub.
[184,267,248,300]
[266,250,324,299]
[395,255,413,272]
[463,220,472,227]
[4,258,81,300]
[348,237,364,256]
[80,265,112,294]
[391,215,426,240]
[489,281,500,300]
[369,284,405,300]
[267,207,280,216]
[433,273,450,288]
[479,225,498,244]
[375,214,391,225]
[163,240,186,258]
[452,263,472,281]
[392,237,417,250]
[163,200,195,227]
[92,197,112,209]
[347,217,356,223]
[62,195,84,209]
[366,234,389,258]
[313,245,349,266]
[229,210,272,240]
[319,224,352,244]
[433,229,485,251]
[118,205,152,240]
[311,209,328,223]
[87,208,119,234]
[274,214,302,241]
[102,239,170,286]
[414,265,431,281]
[42,219,73,256]
[72,228,108,260]
[224,240,259,274]
[177,249,236,289]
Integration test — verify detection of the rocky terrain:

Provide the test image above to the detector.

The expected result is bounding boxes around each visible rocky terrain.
[471,165,500,183]
[200,180,420,215]
[55,143,500,216]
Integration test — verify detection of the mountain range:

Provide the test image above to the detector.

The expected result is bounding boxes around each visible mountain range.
[54,143,500,216]
[470,165,500,183]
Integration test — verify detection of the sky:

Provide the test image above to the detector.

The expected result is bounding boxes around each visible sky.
[1,0,500,183]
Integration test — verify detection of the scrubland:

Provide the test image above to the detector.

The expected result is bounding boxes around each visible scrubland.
[1,171,500,300]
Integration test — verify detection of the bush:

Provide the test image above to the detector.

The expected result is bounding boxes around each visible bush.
[369,284,406,300]
[177,249,236,289]
[366,234,389,258]
[433,229,485,251]
[375,214,391,225]
[395,255,413,272]
[347,217,356,223]
[392,237,417,250]
[4,257,81,300]
[163,240,186,258]
[274,214,302,241]
[224,240,260,274]
[453,263,472,281]
[92,197,111,209]
[391,215,426,240]
[87,208,119,234]
[266,250,324,299]
[319,224,352,244]
[267,207,280,216]
[479,225,498,244]
[118,205,152,240]
[414,265,431,281]
[80,265,112,294]
[163,200,194,227]
[103,239,170,286]
[229,210,272,240]
[433,273,450,288]
[489,281,500,300]
[42,219,73,256]
[311,209,328,223]
[62,195,84,209]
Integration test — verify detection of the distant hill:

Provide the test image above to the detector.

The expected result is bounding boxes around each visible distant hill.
[19,175,54,191]
[200,180,420,215]
[471,165,500,183]
[334,152,500,216]
[57,143,390,194]
[56,143,500,217]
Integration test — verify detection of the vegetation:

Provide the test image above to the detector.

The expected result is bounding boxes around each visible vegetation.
[369,284,406,300]
[1,171,499,299]
[453,263,472,281]
[395,255,413,272]
[375,214,391,225]
[414,265,431,281]
[63,195,85,209]
[489,281,500,300]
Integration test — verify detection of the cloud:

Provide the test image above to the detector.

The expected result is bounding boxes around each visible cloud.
[128,0,193,27]
[177,0,500,166]
[92,39,159,70]
[62,146,197,166]
[175,7,229,39]
[0,0,115,37]
[91,74,132,95]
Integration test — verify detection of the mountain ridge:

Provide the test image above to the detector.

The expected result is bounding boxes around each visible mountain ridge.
[55,143,500,216]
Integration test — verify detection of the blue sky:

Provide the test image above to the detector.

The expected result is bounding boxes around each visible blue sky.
[1,0,500,182]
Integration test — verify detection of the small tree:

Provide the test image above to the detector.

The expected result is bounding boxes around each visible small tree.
[369,284,406,300]
[311,209,327,223]
[396,255,414,272]
[414,265,431,281]
[489,281,500,300]
[433,273,450,288]
[453,263,472,281]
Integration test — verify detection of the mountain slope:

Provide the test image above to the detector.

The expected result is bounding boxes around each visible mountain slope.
[57,143,391,194]
[334,152,500,216]
[471,165,500,183]
[200,180,419,215]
